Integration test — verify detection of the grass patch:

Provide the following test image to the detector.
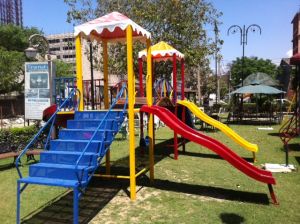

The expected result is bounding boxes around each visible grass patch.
[1,124,299,223]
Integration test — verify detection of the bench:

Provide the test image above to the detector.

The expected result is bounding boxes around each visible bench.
[0,143,42,165]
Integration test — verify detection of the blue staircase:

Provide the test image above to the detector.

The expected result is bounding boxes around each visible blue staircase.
[16,87,127,224]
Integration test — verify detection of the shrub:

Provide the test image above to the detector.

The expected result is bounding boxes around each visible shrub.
[0,125,38,153]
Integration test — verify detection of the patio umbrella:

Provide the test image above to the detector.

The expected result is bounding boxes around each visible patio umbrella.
[237,72,279,87]
[230,84,285,95]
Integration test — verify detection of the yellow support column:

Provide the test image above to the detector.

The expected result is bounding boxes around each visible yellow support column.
[126,25,136,200]
[146,38,154,182]
[75,35,84,111]
[103,40,109,109]
[103,40,111,174]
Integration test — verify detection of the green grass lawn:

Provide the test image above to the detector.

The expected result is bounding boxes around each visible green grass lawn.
[1,124,299,223]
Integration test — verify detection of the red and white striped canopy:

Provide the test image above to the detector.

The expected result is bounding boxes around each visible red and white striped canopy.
[138,41,184,61]
[74,11,151,42]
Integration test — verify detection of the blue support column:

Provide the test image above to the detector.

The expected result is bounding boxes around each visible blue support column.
[73,187,79,224]
[16,181,21,224]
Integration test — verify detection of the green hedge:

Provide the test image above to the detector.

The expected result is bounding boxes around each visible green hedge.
[0,125,38,153]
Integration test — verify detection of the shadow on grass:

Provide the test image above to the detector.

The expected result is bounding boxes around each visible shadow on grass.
[182,151,254,163]
[140,177,270,205]
[280,143,300,153]
[268,132,281,137]
[295,156,300,165]
[21,137,270,223]
[220,213,245,224]
[20,138,174,224]
[0,163,15,171]
[0,159,39,171]
[22,177,128,224]
[287,143,300,151]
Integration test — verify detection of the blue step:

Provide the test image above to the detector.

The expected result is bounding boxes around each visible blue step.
[59,129,115,141]
[19,177,86,188]
[67,119,119,131]
[74,110,125,120]
[50,140,104,153]
[29,163,91,181]
[40,151,98,166]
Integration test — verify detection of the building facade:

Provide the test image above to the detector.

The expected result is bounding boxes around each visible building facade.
[47,33,76,66]
[46,32,120,85]
[0,0,22,26]
[292,12,300,55]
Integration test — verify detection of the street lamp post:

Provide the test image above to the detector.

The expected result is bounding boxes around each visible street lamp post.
[25,34,50,60]
[227,24,262,119]
[227,24,262,86]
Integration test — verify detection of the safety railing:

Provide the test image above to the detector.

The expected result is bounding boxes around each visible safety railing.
[75,84,128,185]
[54,77,77,110]
[15,88,81,179]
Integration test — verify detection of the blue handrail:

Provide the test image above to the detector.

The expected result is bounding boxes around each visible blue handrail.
[15,88,81,178]
[75,84,128,183]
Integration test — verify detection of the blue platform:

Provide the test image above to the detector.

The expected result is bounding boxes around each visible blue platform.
[16,109,126,223]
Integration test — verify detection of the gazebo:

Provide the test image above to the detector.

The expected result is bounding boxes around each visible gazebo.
[74,12,154,202]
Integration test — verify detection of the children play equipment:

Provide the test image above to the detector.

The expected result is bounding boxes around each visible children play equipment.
[177,100,258,160]
[138,41,186,159]
[140,105,278,202]
[16,12,154,224]
[16,12,278,224]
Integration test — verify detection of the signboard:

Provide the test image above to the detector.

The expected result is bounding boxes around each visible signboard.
[25,62,54,120]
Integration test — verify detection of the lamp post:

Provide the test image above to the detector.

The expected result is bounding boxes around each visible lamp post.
[25,34,50,60]
[227,24,261,119]
[227,24,262,86]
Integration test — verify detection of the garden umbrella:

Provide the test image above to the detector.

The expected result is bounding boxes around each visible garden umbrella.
[230,84,285,95]
[237,72,279,87]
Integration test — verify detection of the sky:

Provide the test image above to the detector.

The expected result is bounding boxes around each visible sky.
[23,0,300,71]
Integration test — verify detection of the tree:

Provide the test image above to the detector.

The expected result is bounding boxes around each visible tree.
[228,56,278,87]
[0,24,40,52]
[0,25,42,95]
[54,60,75,77]
[64,0,221,89]
[0,47,25,94]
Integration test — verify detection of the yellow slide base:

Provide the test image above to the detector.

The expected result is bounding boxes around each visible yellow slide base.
[177,100,258,153]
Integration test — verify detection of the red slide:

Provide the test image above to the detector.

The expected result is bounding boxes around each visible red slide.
[141,105,278,204]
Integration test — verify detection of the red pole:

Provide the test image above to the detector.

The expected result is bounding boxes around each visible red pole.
[181,58,185,100]
[138,58,144,97]
[174,105,178,160]
[172,53,177,104]
[173,53,178,159]
[181,58,186,152]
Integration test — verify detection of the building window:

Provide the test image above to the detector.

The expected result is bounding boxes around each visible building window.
[50,47,60,52]
[63,46,75,50]
[63,37,75,42]
[63,54,76,59]
[48,39,60,44]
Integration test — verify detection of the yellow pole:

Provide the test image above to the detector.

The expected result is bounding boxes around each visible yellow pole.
[127,25,136,200]
[103,40,109,109]
[146,38,154,182]
[75,35,84,111]
[103,40,111,174]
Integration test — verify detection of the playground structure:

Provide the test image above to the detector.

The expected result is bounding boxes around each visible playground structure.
[279,51,300,166]
[16,12,279,224]
[138,41,186,159]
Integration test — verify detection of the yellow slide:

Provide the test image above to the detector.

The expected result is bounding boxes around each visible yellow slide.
[177,100,258,153]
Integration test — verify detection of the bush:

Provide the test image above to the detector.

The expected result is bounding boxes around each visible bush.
[0,125,38,153]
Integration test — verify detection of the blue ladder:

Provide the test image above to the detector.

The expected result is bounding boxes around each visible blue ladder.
[16,86,128,224]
